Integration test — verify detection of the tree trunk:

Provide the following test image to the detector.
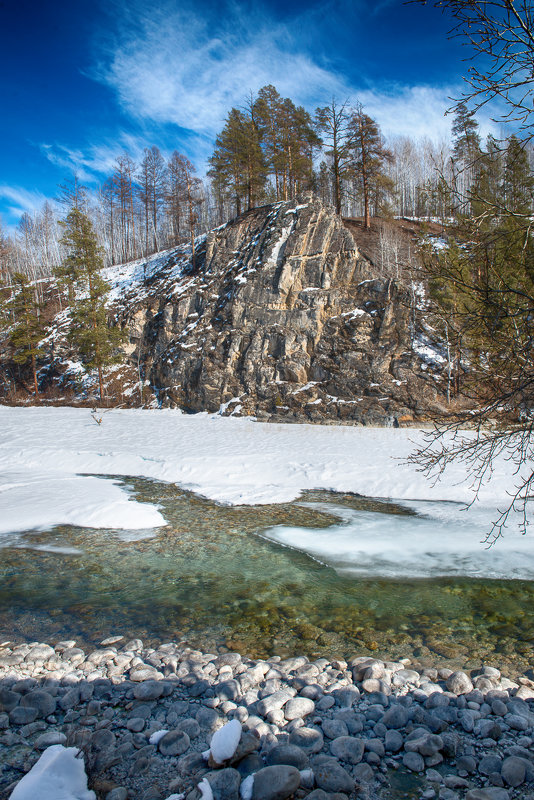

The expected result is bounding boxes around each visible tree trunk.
[31,353,39,397]
[98,364,104,405]
[334,154,341,215]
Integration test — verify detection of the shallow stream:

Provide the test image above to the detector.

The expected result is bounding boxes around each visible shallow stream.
[1,477,533,675]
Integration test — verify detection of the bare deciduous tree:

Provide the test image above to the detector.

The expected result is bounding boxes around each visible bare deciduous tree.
[412,0,534,540]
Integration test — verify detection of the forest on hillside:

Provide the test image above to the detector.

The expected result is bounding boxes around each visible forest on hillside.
[1,82,533,286]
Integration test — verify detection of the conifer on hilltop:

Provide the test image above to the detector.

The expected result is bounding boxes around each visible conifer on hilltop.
[208,107,266,216]
[349,104,394,228]
[208,85,320,216]
[58,208,123,404]
[4,272,44,397]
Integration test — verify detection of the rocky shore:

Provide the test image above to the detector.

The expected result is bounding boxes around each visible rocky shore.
[1,638,534,800]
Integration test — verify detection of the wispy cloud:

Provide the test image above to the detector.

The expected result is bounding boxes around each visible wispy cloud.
[363,85,498,143]
[360,86,455,142]
[93,0,496,157]
[95,1,351,139]
[39,133,154,184]
[0,185,50,219]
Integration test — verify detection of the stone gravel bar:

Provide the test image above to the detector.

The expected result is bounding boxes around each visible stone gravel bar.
[1,638,534,800]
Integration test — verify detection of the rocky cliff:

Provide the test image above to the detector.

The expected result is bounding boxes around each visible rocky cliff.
[116,194,449,425]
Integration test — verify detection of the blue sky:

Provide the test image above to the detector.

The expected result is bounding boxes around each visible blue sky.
[0,0,482,229]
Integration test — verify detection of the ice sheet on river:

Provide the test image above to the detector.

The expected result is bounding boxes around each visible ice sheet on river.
[262,500,534,580]
[0,407,532,578]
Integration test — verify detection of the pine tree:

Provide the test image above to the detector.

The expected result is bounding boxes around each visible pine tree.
[503,135,534,216]
[243,92,268,208]
[451,103,482,214]
[6,272,44,397]
[279,101,321,198]
[411,0,534,538]
[422,133,534,419]
[59,208,123,404]
[452,103,481,165]
[470,135,503,223]
[208,108,265,216]
[254,85,284,199]
[252,86,318,200]
[57,174,88,212]
[349,104,394,228]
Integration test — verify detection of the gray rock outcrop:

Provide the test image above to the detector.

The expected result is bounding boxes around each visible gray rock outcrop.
[121,194,449,425]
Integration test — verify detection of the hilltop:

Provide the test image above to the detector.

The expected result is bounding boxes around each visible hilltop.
[1,196,453,425]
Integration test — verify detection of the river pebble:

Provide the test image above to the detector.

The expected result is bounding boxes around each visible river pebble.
[1,639,534,799]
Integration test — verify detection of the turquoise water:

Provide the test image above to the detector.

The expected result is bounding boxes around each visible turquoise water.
[1,477,533,675]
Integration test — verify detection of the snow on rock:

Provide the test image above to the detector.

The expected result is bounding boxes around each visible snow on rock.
[341,308,368,320]
[10,745,96,800]
[219,396,242,414]
[102,246,188,305]
[291,382,318,395]
[240,774,254,800]
[266,221,295,267]
[149,729,169,745]
[412,332,447,367]
[198,778,214,800]
[209,719,242,764]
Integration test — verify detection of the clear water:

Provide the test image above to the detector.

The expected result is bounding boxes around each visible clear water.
[1,477,534,676]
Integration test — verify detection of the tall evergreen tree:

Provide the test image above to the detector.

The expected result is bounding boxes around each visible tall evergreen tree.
[6,272,44,397]
[252,86,319,200]
[451,103,482,214]
[470,135,503,223]
[503,135,534,216]
[254,85,284,199]
[208,108,265,216]
[279,100,321,198]
[349,104,394,228]
[452,102,481,164]
[59,208,123,403]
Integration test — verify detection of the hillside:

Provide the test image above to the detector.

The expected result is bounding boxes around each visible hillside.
[1,195,453,425]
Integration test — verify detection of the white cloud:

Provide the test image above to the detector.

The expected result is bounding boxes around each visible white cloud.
[94,0,498,158]
[361,85,498,143]
[0,186,49,218]
[96,2,350,137]
[360,85,454,142]
[0,185,56,233]
[39,134,154,184]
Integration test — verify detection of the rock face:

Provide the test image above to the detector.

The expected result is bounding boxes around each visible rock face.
[119,194,449,424]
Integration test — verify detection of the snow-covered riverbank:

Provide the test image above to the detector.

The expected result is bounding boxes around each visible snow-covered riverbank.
[0,406,533,578]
